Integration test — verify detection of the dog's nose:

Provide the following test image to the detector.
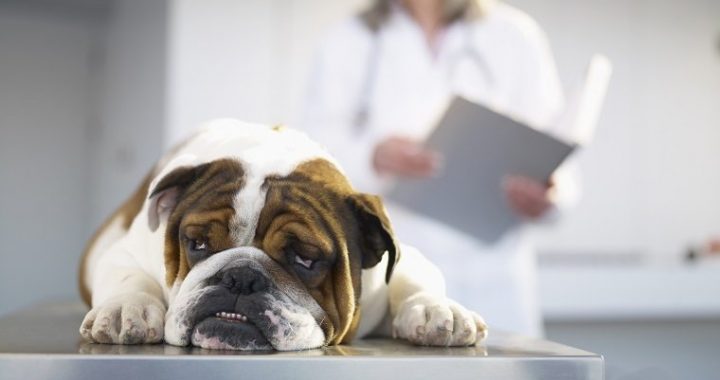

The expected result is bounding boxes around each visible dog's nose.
[220,267,269,295]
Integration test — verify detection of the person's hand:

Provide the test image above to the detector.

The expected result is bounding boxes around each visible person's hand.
[706,238,720,256]
[502,175,554,220]
[372,136,442,178]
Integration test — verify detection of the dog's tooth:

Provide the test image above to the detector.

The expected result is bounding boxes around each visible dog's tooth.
[221,312,228,318]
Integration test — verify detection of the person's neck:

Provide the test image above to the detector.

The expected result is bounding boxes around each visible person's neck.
[402,0,444,49]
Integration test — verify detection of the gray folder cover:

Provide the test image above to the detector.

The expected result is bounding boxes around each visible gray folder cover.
[387,97,576,244]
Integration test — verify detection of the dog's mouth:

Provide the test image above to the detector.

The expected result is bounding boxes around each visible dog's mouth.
[191,310,272,351]
[215,311,249,323]
[175,283,327,352]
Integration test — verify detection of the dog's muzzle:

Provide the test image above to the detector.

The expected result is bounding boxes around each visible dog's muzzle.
[164,247,327,351]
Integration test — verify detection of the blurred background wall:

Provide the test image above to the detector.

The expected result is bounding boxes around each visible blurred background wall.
[0,0,104,316]
[1,0,719,378]
[0,0,167,312]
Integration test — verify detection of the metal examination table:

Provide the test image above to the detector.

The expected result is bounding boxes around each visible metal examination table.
[0,302,603,380]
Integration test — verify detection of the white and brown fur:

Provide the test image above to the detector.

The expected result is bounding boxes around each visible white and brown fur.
[79,120,487,350]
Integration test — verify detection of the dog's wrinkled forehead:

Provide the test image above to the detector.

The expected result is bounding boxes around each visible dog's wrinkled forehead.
[146,121,341,285]
[150,157,361,288]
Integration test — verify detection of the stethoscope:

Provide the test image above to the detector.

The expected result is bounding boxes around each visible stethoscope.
[353,22,495,131]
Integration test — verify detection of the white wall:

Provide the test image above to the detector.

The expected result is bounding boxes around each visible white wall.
[166,0,364,146]
[513,0,720,257]
[89,0,167,225]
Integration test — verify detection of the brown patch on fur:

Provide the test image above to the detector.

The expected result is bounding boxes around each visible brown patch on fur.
[253,159,398,345]
[155,159,245,286]
[342,308,362,344]
[78,169,156,306]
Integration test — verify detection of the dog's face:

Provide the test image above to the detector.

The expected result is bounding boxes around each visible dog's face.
[149,157,397,351]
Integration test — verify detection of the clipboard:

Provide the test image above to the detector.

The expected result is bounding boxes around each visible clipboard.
[387,97,577,243]
[386,55,611,244]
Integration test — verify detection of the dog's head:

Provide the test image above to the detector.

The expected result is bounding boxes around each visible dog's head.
[147,123,398,350]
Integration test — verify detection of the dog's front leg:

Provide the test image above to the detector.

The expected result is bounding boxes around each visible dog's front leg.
[387,244,488,346]
[79,250,166,344]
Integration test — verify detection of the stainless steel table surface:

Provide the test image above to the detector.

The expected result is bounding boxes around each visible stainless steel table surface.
[0,301,603,380]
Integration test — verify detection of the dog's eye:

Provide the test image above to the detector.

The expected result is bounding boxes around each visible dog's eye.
[188,238,208,252]
[286,244,316,270]
[190,240,207,251]
[185,237,210,267]
[294,254,314,269]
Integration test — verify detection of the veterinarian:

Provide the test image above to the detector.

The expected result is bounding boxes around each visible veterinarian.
[300,0,579,337]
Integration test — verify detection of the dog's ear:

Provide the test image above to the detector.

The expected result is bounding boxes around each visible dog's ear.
[147,164,208,231]
[346,193,400,283]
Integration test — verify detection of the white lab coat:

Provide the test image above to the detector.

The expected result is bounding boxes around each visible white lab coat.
[300,3,576,337]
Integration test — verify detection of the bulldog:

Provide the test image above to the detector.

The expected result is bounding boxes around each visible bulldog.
[78,120,487,350]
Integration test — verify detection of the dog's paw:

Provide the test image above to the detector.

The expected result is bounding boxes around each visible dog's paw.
[79,293,166,344]
[392,292,488,347]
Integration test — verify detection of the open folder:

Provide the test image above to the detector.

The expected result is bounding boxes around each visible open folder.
[387,56,612,244]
